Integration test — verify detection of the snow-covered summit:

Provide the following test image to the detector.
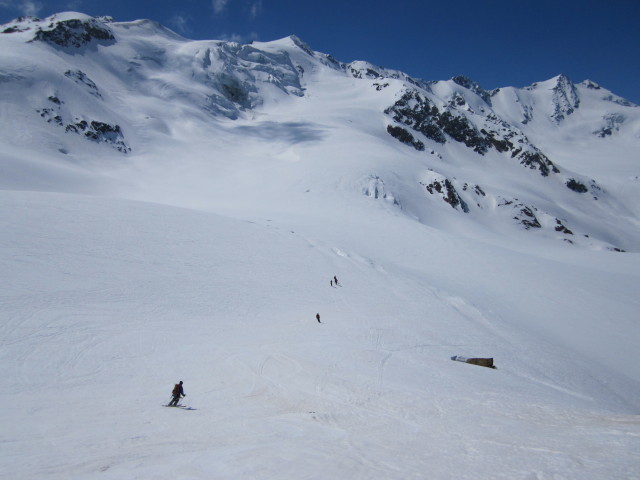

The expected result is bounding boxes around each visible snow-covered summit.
[1,11,115,47]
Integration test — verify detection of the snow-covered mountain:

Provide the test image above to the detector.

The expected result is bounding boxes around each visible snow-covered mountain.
[1,12,639,251]
[1,12,639,480]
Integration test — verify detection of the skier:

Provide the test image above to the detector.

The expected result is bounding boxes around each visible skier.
[168,381,185,406]
[316,313,321,323]
[333,275,339,286]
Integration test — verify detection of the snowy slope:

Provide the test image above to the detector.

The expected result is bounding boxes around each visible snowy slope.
[491,75,640,201]
[1,12,640,479]
[1,190,639,479]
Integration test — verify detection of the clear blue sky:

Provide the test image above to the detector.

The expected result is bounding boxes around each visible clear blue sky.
[2,0,639,103]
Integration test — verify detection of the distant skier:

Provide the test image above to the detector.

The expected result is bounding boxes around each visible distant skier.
[168,381,185,406]
[333,275,339,286]
[316,313,321,323]
[330,279,333,287]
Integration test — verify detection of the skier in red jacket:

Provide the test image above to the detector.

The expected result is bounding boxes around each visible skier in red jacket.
[168,381,185,406]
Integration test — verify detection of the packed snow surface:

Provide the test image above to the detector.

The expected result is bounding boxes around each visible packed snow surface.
[1,12,639,480]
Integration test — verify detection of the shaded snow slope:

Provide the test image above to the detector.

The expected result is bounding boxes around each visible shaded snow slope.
[1,190,639,479]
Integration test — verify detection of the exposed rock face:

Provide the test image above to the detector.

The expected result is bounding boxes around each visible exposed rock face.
[594,113,625,137]
[33,17,115,48]
[65,120,130,153]
[384,89,561,177]
[386,125,425,151]
[421,176,469,213]
[64,70,102,98]
[549,74,580,122]
[37,95,130,153]
[452,75,493,105]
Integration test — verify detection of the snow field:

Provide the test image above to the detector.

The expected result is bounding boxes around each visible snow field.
[1,190,639,479]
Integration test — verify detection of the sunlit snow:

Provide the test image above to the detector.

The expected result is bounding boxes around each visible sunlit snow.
[1,12,639,479]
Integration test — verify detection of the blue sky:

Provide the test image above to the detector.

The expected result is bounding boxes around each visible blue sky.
[1,0,639,103]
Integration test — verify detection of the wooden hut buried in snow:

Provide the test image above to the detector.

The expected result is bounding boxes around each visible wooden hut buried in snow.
[451,355,496,369]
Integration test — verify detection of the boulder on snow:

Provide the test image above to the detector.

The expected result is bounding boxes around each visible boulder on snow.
[451,355,495,369]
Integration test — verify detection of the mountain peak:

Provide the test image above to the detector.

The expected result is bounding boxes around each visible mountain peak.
[0,12,116,48]
[451,75,492,104]
[554,72,573,84]
[582,79,601,90]
[523,74,580,122]
[287,35,314,55]
[550,74,580,122]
